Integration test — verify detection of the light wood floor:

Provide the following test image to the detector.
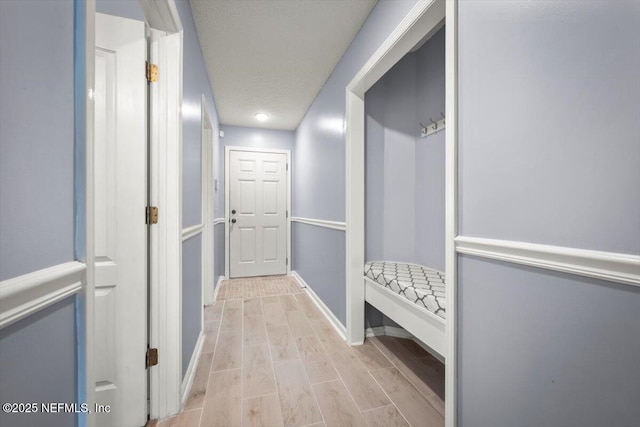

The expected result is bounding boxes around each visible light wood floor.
[149,276,444,427]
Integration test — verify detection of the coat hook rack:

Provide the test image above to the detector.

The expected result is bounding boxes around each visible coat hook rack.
[420,112,446,138]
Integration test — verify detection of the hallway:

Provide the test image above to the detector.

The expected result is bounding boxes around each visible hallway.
[151,276,444,427]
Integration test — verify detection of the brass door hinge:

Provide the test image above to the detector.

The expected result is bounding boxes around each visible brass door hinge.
[146,206,159,224]
[146,348,158,368]
[146,62,158,82]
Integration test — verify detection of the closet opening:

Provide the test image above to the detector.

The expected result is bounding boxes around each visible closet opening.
[345,0,456,425]
[364,22,447,357]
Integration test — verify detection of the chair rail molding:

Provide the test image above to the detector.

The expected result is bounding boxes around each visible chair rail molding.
[0,261,86,329]
[455,236,640,287]
[182,223,204,241]
[291,217,346,232]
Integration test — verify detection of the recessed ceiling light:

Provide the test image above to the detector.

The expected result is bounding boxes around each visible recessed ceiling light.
[255,112,269,122]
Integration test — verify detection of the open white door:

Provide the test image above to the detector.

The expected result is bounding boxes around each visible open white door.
[94,13,147,427]
[228,150,288,278]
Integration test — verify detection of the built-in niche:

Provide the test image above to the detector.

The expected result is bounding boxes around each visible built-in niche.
[364,26,446,328]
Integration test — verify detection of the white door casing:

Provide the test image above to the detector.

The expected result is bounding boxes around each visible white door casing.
[94,13,147,427]
[201,98,215,305]
[228,150,288,278]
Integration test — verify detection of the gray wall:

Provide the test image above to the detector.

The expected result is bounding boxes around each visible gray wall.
[458,256,640,426]
[95,0,144,21]
[0,298,78,427]
[0,0,75,280]
[457,1,640,425]
[214,223,225,284]
[294,0,420,325]
[292,223,346,324]
[175,0,220,377]
[458,1,640,254]
[0,2,79,426]
[182,234,202,377]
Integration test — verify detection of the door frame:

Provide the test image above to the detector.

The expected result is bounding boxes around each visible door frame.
[201,96,216,306]
[84,0,184,425]
[224,146,292,279]
[145,4,184,421]
[343,0,457,426]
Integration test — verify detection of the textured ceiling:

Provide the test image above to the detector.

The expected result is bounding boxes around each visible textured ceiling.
[189,0,378,130]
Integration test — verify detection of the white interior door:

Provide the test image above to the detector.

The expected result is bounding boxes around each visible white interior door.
[94,13,147,427]
[229,150,288,278]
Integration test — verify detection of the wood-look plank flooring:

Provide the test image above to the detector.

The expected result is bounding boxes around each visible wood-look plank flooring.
[148,275,444,427]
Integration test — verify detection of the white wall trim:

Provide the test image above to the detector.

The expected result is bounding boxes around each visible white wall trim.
[225,146,291,278]
[147,21,183,419]
[291,217,346,232]
[0,262,86,329]
[365,326,385,337]
[289,271,347,340]
[83,2,97,426]
[365,276,446,358]
[138,0,182,33]
[213,275,225,302]
[455,236,640,287]
[180,330,204,408]
[181,224,204,241]
[444,2,458,425]
[213,218,225,225]
[201,96,216,307]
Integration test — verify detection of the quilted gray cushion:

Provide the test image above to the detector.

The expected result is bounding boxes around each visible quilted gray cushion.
[364,261,446,320]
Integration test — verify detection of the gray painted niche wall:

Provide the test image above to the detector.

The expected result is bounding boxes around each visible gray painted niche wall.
[365,27,446,269]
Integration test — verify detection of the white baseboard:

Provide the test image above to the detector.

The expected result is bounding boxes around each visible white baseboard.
[289,270,347,341]
[180,330,205,408]
[365,325,445,364]
[365,326,386,337]
[213,275,225,302]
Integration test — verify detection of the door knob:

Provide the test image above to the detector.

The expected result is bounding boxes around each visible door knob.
[231,218,237,224]
[232,209,236,214]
